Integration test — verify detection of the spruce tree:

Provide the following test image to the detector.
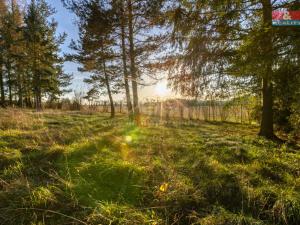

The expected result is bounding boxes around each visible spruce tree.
[1,0,24,105]
[24,0,71,110]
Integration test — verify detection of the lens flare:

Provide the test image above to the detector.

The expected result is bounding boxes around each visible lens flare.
[155,81,170,97]
[125,135,132,143]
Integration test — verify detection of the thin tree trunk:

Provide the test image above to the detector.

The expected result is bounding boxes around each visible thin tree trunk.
[127,0,140,124]
[0,59,5,106]
[35,73,42,111]
[120,2,133,117]
[7,62,12,105]
[38,91,42,110]
[35,92,39,111]
[259,0,275,139]
[103,60,115,118]
[24,81,31,108]
[35,92,41,111]
[17,73,23,107]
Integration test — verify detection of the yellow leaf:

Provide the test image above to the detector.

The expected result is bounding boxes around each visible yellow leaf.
[159,182,169,192]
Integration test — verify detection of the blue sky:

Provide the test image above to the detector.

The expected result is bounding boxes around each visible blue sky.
[45,0,87,92]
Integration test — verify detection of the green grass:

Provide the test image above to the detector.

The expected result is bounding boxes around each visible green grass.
[0,109,299,224]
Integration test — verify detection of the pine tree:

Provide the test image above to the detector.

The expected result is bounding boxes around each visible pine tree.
[0,0,7,106]
[24,0,71,110]
[63,0,134,118]
[63,0,166,122]
[11,0,26,107]
[111,0,133,117]
[127,0,139,122]
[68,1,121,118]
[1,0,24,105]
[125,0,165,124]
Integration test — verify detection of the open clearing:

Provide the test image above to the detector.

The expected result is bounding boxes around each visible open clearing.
[0,109,299,224]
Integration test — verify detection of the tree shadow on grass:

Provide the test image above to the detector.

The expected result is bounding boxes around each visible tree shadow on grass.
[0,123,143,224]
[60,130,144,207]
[0,144,87,225]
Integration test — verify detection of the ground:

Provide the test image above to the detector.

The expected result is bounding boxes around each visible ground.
[0,109,299,225]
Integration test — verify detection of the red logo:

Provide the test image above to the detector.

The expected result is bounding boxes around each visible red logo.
[272,11,300,20]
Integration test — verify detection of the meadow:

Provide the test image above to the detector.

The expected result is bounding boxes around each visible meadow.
[0,109,299,225]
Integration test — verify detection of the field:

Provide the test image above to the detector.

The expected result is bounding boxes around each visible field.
[0,109,299,225]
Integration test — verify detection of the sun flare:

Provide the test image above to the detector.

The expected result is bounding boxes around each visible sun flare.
[155,81,170,97]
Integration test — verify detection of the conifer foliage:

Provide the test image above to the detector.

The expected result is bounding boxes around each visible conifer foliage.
[0,0,72,109]
[68,1,121,118]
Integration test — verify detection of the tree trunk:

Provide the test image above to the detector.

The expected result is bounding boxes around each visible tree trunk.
[127,0,140,124]
[17,73,23,107]
[24,81,31,108]
[259,78,274,138]
[7,62,12,105]
[35,94,41,111]
[120,2,133,117]
[35,86,42,111]
[0,59,5,106]
[259,0,275,139]
[38,92,42,110]
[103,60,115,118]
[35,92,39,111]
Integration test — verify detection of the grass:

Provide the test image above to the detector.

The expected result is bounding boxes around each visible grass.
[0,108,299,224]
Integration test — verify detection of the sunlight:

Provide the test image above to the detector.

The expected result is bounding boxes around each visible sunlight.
[155,81,170,97]
[125,135,132,143]
[121,142,130,160]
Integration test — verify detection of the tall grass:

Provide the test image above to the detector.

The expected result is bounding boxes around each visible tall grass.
[0,109,299,224]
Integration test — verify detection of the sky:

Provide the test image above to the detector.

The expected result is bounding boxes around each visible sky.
[32,0,177,101]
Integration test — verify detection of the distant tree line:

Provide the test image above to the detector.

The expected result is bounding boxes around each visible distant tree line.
[0,0,72,110]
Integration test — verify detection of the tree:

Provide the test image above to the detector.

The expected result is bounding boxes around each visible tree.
[112,0,166,122]
[124,0,166,123]
[68,1,121,118]
[111,0,133,117]
[127,0,139,121]
[23,0,71,110]
[0,0,7,106]
[166,0,300,139]
[1,0,24,105]
[0,0,71,109]
[46,63,73,104]
[63,0,166,122]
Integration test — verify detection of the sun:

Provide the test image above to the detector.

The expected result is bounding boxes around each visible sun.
[155,81,170,97]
